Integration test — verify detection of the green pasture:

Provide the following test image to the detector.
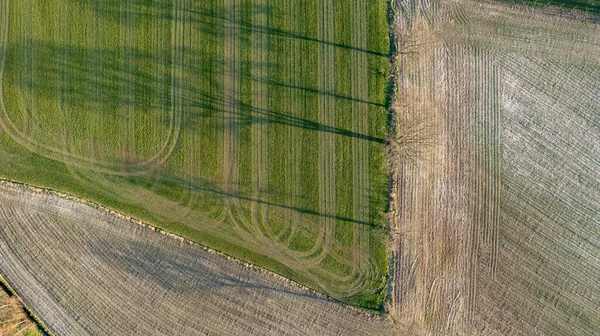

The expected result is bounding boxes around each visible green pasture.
[0,0,390,310]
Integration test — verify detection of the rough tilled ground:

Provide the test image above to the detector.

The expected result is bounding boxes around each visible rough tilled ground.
[0,182,399,336]
[389,0,600,335]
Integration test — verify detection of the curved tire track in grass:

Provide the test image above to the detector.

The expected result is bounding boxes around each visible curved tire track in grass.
[239,0,334,274]
[0,0,182,176]
[0,0,389,311]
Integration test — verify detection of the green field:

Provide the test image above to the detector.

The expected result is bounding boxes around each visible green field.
[0,0,390,309]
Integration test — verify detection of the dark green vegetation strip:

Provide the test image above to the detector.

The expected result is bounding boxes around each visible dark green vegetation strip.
[0,0,390,310]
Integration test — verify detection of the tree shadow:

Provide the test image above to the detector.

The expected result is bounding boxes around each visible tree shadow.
[95,235,331,303]
[5,40,169,110]
[5,38,385,145]
[151,174,380,228]
[179,90,385,144]
[2,1,388,230]
[71,0,390,57]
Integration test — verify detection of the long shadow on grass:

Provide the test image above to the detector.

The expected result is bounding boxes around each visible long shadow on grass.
[152,174,380,228]
[258,78,387,109]
[5,39,385,148]
[181,91,386,144]
[71,0,389,58]
[5,40,169,110]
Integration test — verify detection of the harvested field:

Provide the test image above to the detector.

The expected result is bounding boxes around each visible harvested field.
[0,0,390,309]
[0,182,400,335]
[389,0,600,335]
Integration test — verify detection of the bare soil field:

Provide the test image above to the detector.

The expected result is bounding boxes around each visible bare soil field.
[389,0,600,335]
[0,181,400,335]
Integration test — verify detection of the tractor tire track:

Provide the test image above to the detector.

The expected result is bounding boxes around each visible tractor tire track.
[287,0,341,269]
[281,0,302,245]
[120,0,136,164]
[176,0,201,222]
[316,0,337,267]
[351,0,371,276]
[85,0,103,164]
[250,0,271,239]
[222,0,243,229]
[276,0,342,268]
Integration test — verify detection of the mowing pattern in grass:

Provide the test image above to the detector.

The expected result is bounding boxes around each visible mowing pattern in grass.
[0,0,389,309]
[390,0,600,334]
[0,182,399,335]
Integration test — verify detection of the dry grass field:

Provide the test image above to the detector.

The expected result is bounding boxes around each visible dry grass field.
[0,0,390,309]
[0,182,401,335]
[389,0,600,335]
[0,286,42,336]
